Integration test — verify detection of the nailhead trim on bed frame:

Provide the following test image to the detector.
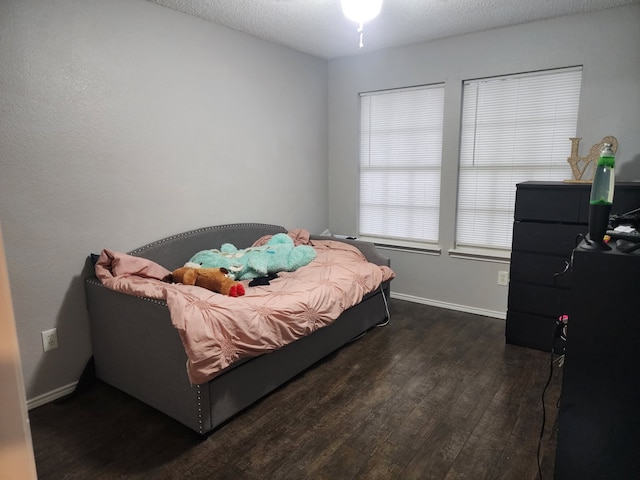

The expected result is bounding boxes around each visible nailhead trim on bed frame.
[127,223,286,256]
[195,384,203,434]
[85,279,169,306]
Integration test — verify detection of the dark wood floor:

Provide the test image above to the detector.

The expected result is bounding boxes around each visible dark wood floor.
[29,299,562,480]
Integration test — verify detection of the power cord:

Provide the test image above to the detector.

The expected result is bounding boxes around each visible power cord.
[537,316,566,480]
[349,284,391,342]
[376,284,391,327]
[537,250,574,480]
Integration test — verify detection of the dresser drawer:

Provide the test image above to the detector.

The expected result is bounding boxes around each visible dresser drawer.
[505,311,557,352]
[515,184,588,223]
[507,281,569,317]
[510,252,572,288]
[512,222,586,255]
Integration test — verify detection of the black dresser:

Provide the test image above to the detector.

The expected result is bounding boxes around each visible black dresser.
[506,181,640,351]
[554,241,640,479]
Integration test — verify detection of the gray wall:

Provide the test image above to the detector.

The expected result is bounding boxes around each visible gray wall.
[0,0,328,401]
[328,5,640,317]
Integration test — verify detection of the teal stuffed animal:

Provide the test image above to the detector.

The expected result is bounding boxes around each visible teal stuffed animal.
[186,233,316,281]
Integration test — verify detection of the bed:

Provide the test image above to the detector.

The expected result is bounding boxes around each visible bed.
[84,223,394,435]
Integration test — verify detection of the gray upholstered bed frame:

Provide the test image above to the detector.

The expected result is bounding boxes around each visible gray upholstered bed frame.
[85,223,391,435]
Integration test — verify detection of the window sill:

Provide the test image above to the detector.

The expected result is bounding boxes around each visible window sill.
[448,246,511,263]
[357,236,442,256]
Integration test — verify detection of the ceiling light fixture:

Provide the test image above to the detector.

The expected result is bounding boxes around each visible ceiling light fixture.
[341,0,383,49]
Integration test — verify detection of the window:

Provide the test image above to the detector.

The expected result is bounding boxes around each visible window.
[359,84,445,246]
[456,67,582,252]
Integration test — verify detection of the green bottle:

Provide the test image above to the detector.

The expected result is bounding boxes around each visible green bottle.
[589,143,615,206]
[586,143,615,247]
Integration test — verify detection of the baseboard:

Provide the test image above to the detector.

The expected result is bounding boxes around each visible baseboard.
[27,382,77,410]
[390,292,506,320]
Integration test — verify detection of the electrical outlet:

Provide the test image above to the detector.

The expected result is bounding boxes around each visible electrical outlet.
[42,328,58,352]
[497,271,509,286]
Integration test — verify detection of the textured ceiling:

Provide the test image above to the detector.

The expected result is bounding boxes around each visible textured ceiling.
[149,0,638,59]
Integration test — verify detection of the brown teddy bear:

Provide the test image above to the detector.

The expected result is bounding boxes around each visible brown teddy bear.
[164,267,245,297]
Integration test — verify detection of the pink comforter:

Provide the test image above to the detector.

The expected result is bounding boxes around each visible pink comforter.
[95,239,394,384]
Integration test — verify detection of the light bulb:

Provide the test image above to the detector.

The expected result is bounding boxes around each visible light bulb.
[341,0,383,24]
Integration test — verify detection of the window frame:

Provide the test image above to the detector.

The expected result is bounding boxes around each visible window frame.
[453,66,583,257]
[357,83,446,250]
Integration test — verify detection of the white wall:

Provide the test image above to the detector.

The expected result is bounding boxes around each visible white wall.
[0,0,328,401]
[328,5,640,317]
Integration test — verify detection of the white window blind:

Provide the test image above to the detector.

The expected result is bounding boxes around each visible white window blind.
[359,84,445,244]
[456,67,582,251]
